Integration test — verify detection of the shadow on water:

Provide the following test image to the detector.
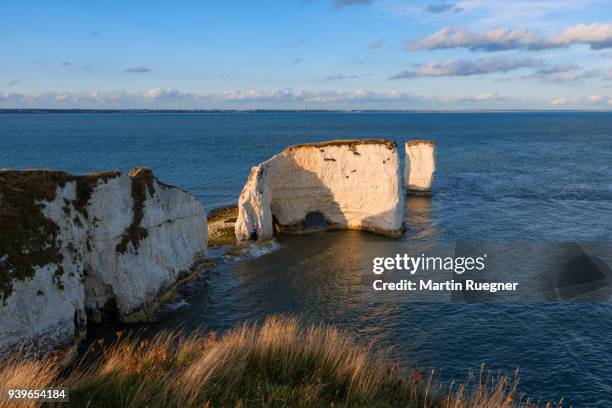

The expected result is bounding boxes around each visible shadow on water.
[557,245,612,301]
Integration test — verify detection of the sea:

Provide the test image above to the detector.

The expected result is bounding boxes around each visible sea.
[1,112,611,407]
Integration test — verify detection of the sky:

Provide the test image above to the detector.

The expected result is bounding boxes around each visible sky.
[1,0,612,110]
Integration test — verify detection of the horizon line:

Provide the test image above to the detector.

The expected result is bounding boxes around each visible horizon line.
[2,108,612,114]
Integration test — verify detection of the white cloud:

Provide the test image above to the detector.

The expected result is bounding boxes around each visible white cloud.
[435,92,504,102]
[219,88,399,103]
[549,95,612,106]
[319,73,370,80]
[550,97,569,106]
[412,23,612,52]
[412,27,538,51]
[587,94,606,104]
[523,65,601,83]
[550,23,612,50]
[533,63,579,75]
[143,87,181,100]
[0,88,511,109]
[389,57,543,79]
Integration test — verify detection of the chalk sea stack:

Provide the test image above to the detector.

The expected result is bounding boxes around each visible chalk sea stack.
[0,168,208,354]
[405,140,436,194]
[235,139,404,241]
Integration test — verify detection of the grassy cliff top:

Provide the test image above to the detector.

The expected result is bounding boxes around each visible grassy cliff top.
[286,139,397,151]
[207,205,238,247]
[406,140,437,147]
[0,315,552,408]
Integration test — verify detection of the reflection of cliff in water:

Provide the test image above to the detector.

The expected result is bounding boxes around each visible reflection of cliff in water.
[404,195,437,241]
[231,231,403,343]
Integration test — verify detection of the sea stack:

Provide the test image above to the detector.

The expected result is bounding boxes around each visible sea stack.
[405,140,436,194]
[0,168,208,354]
[235,139,404,241]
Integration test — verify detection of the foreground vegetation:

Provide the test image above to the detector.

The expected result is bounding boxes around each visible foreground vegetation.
[1,316,564,408]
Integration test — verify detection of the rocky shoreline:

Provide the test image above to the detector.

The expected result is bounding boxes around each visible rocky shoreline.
[1,138,436,358]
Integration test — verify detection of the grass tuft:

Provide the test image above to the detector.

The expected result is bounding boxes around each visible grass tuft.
[0,316,566,408]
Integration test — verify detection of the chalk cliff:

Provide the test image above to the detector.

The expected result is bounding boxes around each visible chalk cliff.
[405,140,436,193]
[235,140,404,241]
[0,168,207,354]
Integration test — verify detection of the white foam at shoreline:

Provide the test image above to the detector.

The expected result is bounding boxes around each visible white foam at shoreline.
[224,240,281,261]
[158,298,190,312]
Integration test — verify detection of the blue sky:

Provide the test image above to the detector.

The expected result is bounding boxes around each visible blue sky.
[1,0,612,109]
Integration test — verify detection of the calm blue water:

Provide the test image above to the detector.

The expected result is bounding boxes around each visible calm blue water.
[2,112,612,406]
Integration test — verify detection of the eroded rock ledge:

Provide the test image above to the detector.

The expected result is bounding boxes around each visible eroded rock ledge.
[235,139,404,241]
[0,168,207,354]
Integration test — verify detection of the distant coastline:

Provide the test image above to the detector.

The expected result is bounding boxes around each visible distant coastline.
[1,108,612,114]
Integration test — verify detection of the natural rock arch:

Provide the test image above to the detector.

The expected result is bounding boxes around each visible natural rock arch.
[235,139,405,241]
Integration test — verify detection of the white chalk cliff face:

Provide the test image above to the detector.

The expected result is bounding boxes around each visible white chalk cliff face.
[235,140,404,241]
[405,140,436,193]
[0,168,207,354]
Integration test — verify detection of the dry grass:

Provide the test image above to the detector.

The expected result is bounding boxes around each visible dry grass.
[0,352,59,408]
[0,316,566,408]
[207,205,238,247]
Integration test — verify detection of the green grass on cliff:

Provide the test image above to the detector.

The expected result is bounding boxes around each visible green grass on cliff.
[208,205,238,247]
[0,316,563,408]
